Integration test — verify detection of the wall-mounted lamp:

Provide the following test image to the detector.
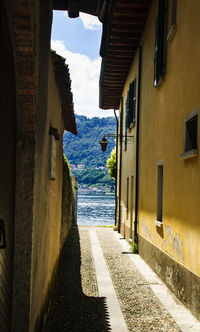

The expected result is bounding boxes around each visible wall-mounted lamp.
[99,135,109,152]
[100,133,134,152]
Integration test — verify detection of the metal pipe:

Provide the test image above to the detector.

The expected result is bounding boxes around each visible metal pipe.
[118,97,123,233]
[134,46,142,242]
[114,109,118,226]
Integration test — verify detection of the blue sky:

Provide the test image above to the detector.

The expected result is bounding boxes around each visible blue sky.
[51,11,114,118]
[52,11,102,59]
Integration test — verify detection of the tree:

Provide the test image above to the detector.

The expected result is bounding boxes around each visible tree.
[107,148,116,180]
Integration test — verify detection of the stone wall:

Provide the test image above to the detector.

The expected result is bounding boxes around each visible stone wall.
[60,156,74,248]
[1,1,76,330]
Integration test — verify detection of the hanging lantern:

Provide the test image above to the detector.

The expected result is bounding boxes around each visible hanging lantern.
[100,135,108,152]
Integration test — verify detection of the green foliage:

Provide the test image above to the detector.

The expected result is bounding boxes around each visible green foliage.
[107,148,116,180]
[63,115,116,189]
[130,238,138,254]
[62,154,73,212]
[63,115,116,167]
[72,167,115,188]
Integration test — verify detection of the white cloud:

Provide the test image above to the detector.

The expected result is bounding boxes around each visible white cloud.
[51,40,114,118]
[79,13,101,31]
[63,12,101,30]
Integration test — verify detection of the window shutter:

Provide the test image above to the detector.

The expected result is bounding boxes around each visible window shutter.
[154,0,167,87]
[171,0,177,27]
[133,77,136,122]
[129,82,133,125]
[125,91,129,149]
[126,90,130,129]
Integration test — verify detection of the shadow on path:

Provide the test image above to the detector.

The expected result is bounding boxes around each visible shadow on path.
[45,227,111,332]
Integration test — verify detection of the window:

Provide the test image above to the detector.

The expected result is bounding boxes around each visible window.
[167,0,177,41]
[126,177,129,219]
[154,0,167,87]
[130,175,134,239]
[180,110,198,159]
[155,163,163,226]
[125,77,137,149]
[130,78,137,125]
[125,90,130,150]
[185,115,198,152]
[126,78,137,129]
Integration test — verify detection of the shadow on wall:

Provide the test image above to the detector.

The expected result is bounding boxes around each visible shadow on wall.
[44,227,111,332]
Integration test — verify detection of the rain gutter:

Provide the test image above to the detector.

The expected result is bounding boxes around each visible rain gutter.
[134,46,142,242]
[114,109,118,226]
[118,97,123,233]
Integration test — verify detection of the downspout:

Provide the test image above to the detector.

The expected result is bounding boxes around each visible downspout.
[114,109,118,226]
[118,97,123,233]
[134,46,142,242]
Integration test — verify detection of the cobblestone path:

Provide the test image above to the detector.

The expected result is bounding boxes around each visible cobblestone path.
[44,227,195,331]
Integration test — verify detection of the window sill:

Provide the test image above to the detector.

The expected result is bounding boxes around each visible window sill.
[180,149,198,160]
[167,24,177,41]
[154,220,163,227]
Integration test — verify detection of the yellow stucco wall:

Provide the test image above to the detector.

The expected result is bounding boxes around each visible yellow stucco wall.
[31,55,64,329]
[138,0,200,275]
[46,56,64,295]
[118,50,139,240]
[119,0,200,276]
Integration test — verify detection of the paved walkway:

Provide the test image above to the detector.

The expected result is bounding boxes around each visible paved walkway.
[45,227,200,332]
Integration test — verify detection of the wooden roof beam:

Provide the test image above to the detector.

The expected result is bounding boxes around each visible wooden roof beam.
[115,7,150,15]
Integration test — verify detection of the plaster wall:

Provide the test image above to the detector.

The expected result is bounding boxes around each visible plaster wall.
[117,0,200,318]
[138,0,200,276]
[119,50,139,241]
[60,158,73,248]
[4,0,72,330]
[31,55,64,330]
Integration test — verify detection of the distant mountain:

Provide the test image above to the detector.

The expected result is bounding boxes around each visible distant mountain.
[63,115,116,190]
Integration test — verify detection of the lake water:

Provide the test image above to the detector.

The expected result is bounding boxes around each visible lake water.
[77,192,115,226]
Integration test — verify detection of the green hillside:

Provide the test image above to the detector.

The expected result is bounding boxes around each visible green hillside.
[63,115,116,190]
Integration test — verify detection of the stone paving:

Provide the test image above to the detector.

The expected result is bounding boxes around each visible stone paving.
[44,226,196,331]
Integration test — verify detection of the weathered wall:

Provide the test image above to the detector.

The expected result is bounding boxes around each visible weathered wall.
[118,50,139,241]
[117,0,200,319]
[138,0,200,319]
[2,1,75,330]
[31,55,64,331]
[10,0,39,330]
[71,175,78,225]
[60,157,74,248]
[139,0,200,276]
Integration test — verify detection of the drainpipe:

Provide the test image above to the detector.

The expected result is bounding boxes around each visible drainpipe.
[118,97,123,233]
[114,109,118,226]
[134,46,142,243]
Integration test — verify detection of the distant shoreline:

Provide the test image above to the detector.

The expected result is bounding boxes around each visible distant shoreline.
[78,189,115,195]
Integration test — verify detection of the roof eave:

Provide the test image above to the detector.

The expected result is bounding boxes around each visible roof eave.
[99,0,152,110]
[51,51,78,135]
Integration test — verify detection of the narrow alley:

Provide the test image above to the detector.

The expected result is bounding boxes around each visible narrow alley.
[2,1,200,330]
[44,227,200,332]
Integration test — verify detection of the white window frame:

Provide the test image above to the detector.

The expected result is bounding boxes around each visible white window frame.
[180,109,198,160]
[155,160,164,227]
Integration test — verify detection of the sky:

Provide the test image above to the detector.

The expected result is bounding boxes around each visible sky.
[51,11,114,118]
